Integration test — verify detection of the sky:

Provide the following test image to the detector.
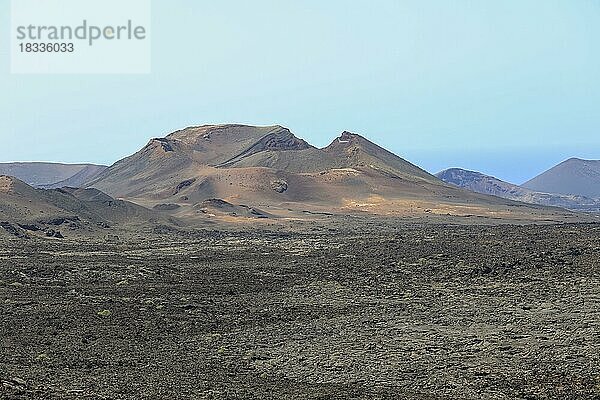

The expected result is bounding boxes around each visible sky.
[1,0,599,184]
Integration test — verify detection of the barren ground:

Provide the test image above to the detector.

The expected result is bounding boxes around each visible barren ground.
[1,222,600,399]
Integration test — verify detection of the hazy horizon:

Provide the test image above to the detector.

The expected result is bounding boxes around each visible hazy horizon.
[0,123,594,186]
[2,0,599,184]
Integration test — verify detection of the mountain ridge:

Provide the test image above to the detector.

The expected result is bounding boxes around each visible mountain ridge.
[86,124,448,203]
[83,124,583,222]
[0,162,107,188]
[437,167,600,212]
[0,175,175,239]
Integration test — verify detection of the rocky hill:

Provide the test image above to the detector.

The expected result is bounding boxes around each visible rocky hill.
[0,162,107,188]
[522,158,600,198]
[85,124,580,222]
[436,168,600,212]
[0,175,173,239]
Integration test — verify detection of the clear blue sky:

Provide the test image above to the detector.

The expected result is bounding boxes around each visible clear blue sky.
[1,0,599,184]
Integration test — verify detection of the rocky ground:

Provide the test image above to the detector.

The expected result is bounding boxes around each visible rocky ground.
[1,222,600,399]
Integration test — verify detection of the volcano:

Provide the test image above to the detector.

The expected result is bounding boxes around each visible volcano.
[84,124,580,221]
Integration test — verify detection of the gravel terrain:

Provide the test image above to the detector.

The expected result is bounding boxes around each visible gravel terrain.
[1,223,600,399]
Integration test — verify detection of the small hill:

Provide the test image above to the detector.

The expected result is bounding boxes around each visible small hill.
[0,175,172,238]
[437,168,600,212]
[324,131,437,182]
[195,198,271,219]
[40,165,108,189]
[0,162,107,188]
[522,158,600,198]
